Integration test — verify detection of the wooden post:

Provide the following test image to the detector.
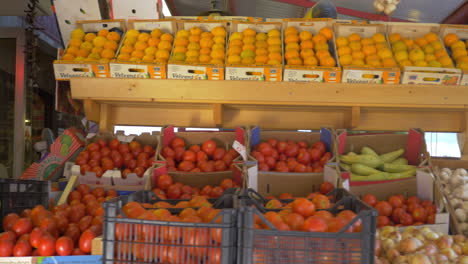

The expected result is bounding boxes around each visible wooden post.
[84,99,100,123]
[349,106,361,129]
[99,104,113,132]
[458,109,468,160]
[213,103,223,127]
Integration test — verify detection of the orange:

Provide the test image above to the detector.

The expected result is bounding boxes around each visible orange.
[444,33,459,47]
[382,58,396,67]
[187,42,200,51]
[300,49,314,59]
[190,27,203,36]
[368,59,381,67]
[229,39,243,47]
[402,39,414,48]
[148,37,160,47]
[415,37,428,48]
[80,41,93,51]
[376,43,388,50]
[457,56,468,64]
[158,40,172,51]
[242,57,255,64]
[425,54,437,62]
[314,43,329,51]
[336,37,349,48]
[104,40,118,51]
[174,37,189,47]
[211,49,225,60]
[256,33,268,41]
[243,36,256,45]
[320,56,336,67]
[98,29,109,37]
[285,42,300,51]
[424,32,439,43]
[267,37,281,46]
[287,57,302,65]
[285,34,299,44]
[142,54,155,62]
[93,36,107,48]
[348,33,361,42]
[230,32,242,41]
[240,49,254,58]
[304,56,318,66]
[154,50,169,60]
[201,32,213,39]
[389,33,401,43]
[366,54,380,62]
[131,50,144,59]
[255,55,268,64]
[319,27,333,40]
[161,33,174,42]
[256,40,268,49]
[71,28,85,40]
[312,34,327,44]
[189,35,201,43]
[134,41,148,51]
[438,56,453,67]
[434,49,448,58]
[107,32,121,42]
[68,38,82,48]
[213,36,225,45]
[300,40,314,50]
[268,29,281,38]
[377,48,393,59]
[228,46,242,56]
[268,45,282,53]
[423,45,434,54]
[186,50,199,58]
[337,46,351,57]
[255,48,268,56]
[399,59,412,67]
[285,50,300,60]
[284,27,298,37]
[268,52,282,62]
[186,56,199,63]
[361,38,374,46]
[431,41,443,50]
[362,45,377,56]
[66,46,79,56]
[299,31,312,41]
[120,45,134,54]
[414,60,428,67]
[428,60,442,67]
[172,52,186,62]
[349,41,361,51]
[200,38,214,48]
[451,40,466,50]
[145,46,157,55]
[351,59,365,66]
[117,53,130,61]
[84,33,96,42]
[124,37,137,46]
[352,51,365,60]
[243,28,256,37]
[101,49,115,59]
[267,59,281,65]
[372,33,386,43]
[242,44,256,51]
[227,55,241,64]
[126,29,140,38]
[315,49,331,59]
[198,54,210,63]
[61,53,75,60]
[211,26,226,37]
[452,48,468,60]
[340,54,353,66]
[77,49,90,58]
[150,29,162,38]
[199,47,211,55]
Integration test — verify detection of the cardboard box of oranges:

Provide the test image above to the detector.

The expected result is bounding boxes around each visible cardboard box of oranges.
[109,19,177,79]
[282,18,341,83]
[167,19,228,80]
[439,24,468,86]
[386,22,462,85]
[53,19,125,80]
[333,23,401,84]
[225,21,283,81]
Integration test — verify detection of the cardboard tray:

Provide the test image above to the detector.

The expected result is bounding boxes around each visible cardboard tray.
[439,24,468,86]
[167,20,228,80]
[225,21,283,82]
[53,19,126,80]
[246,127,335,197]
[110,19,177,79]
[386,22,462,85]
[333,23,401,84]
[282,18,342,83]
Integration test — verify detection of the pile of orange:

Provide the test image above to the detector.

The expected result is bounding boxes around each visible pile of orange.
[227,28,283,65]
[116,29,174,63]
[443,33,468,71]
[389,32,455,68]
[336,32,397,68]
[171,26,227,64]
[62,28,121,62]
[283,26,336,67]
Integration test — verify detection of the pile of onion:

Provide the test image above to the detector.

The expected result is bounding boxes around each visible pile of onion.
[375,226,468,264]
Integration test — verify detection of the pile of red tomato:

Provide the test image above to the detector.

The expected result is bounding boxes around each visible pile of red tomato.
[0,184,115,257]
[251,139,332,172]
[361,193,438,228]
[75,138,155,178]
[153,175,239,199]
[161,137,239,172]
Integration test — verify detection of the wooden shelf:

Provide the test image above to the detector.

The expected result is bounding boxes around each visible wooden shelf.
[70,78,468,157]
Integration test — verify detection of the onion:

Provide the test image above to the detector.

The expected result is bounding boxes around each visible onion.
[459,256,468,264]
[425,231,440,241]
[440,248,458,260]
[386,248,400,261]
[383,238,396,251]
[437,235,454,249]
[452,243,462,255]
[453,234,466,244]
[399,238,423,254]
[432,253,448,263]
[409,253,431,264]
[393,255,409,264]
[422,243,439,256]
[381,226,397,237]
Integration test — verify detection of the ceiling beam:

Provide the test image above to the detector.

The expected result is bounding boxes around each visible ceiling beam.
[270,0,411,22]
[165,0,179,16]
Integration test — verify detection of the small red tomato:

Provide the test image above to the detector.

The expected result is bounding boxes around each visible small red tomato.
[267,138,278,147]
[75,157,87,166]
[129,141,141,151]
[199,161,215,172]
[96,138,107,148]
[197,151,208,162]
[118,143,130,153]
[162,146,175,158]
[127,159,137,170]
[312,141,326,155]
[88,159,100,168]
[101,157,114,171]
[12,218,32,237]
[78,151,90,160]
[210,186,224,198]
[297,149,311,165]
[202,140,217,156]
[122,168,131,179]
[86,143,100,153]
[91,166,104,178]
[29,228,44,248]
[277,141,288,153]
[223,153,234,166]
[80,164,92,175]
[55,236,73,256]
[0,240,14,257]
[265,156,276,169]
[170,137,185,149]
[178,161,195,172]
[109,139,120,150]
[189,145,201,153]
[143,145,154,155]
[183,150,197,162]
[173,147,185,162]
[134,167,145,177]
[79,230,96,254]
[212,148,226,161]
[309,148,322,162]
[297,141,308,148]
[258,143,273,156]
[294,164,307,172]
[214,160,227,171]
[251,151,265,163]
[37,235,56,256]
[131,147,142,159]
[258,163,269,171]
[167,185,182,199]
[13,240,32,257]
[100,147,111,157]
[284,144,299,157]
[3,213,20,232]
[90,151,102,161]
[137,152,149,161]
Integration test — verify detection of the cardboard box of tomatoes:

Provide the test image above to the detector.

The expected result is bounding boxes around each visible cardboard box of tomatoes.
[157,126,247,186]
[70,131,159,190]
[0,255,102,264]
[247,127,335,197]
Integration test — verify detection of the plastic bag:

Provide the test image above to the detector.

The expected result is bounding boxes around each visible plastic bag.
[304,0,337,19]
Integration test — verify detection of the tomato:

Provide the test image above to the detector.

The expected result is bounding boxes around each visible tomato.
[143,145,154,155]
[78,216,93,232]
[275,162,289,172]
[71,248,85,255]
[137,152,149,161]
[54,215,69,234]
[78,151,90,160]
[90,166,103,178]
[377,216,390,228]
[326,217,347,232]
[212,148,226,161]
[100,147,111,157]
[214,160,227,171]
[220,179,234,190]
[0,240,14,257]
[89,225,102,236]
[283,213,305,231]
[406,202,422,213]
[257,143,273,157]
[3,213,19,232]
[88,159,100,168]
[266,138,278,148]
[122,168,131,179]
[319,182,334,195]
[96,138,107,148]
[388,195,403,208]
[54,236,73,256]
[337,210,359,232]
[68,205,86,224]
[13,240,32,257]
[258,163,269,171]
[118,143,130,153]
[210,186,224,198]
[293,163,306,172]
[0,231,17,242]
[183,150,196,162]
[75,157,87,166]
[426,214,435,224]
[375,201,393,217]
[362,194,378,207]
[86,143,100,153]
[167,185,182,199]
[309,148,322,162]
[320,152,332,166]
[172,147,184,162]
[312,141,326,155]
[170,137,185,149]
[297,149,311,165]
[127,159,137,170]
[202,140,217,156]
[406,196,420,205]
[292,198,315,217]
[157,175,173,190]
[79,230,96,254]
[264,156,275,169]
[39,217,57,236]
[29,228,44,248]
[276,141,287,153]
[199,161,215,172]
[284,144,299,158]
[162,146,175,158]
[412,207,427,223]
[109,139,120,150]
[177,161,194,172]
[391,208,405,224]
[312,194,330,209]
[79,164,91,175]
[89,151,102,161]
[134,167,145,177]
[129,141,141,151]
[302,216,327,232]
[400,213,414,226]
[195,151,207,163]
[101,157,114,171]
[12,218,32,237]
[131,147,142,159]
[18,234,29,242]
[38,235,56,256]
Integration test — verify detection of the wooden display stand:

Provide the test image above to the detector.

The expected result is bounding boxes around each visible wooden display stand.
[70,78,468,159]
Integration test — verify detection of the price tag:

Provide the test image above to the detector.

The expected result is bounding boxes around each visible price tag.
[232,140,247,161]
[86,133,96,139]
[247,165,258,191]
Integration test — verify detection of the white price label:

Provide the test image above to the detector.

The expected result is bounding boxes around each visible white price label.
[247,165,258,191]
[232,140,247,161]
[342,179,350,191]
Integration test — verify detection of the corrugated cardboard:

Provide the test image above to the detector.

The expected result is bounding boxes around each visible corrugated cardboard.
[439,24,468,86]
[167,20,228,80]
[247,128,335,197]
[386,22,462,85]
[110,19,177,79]
[53,20,125,80]
[91,236,103,256]
[110,0,161,20]
[334,23,401,84]
[282,18,342,83]
[0,255,102,264]
[225,21,283,81]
